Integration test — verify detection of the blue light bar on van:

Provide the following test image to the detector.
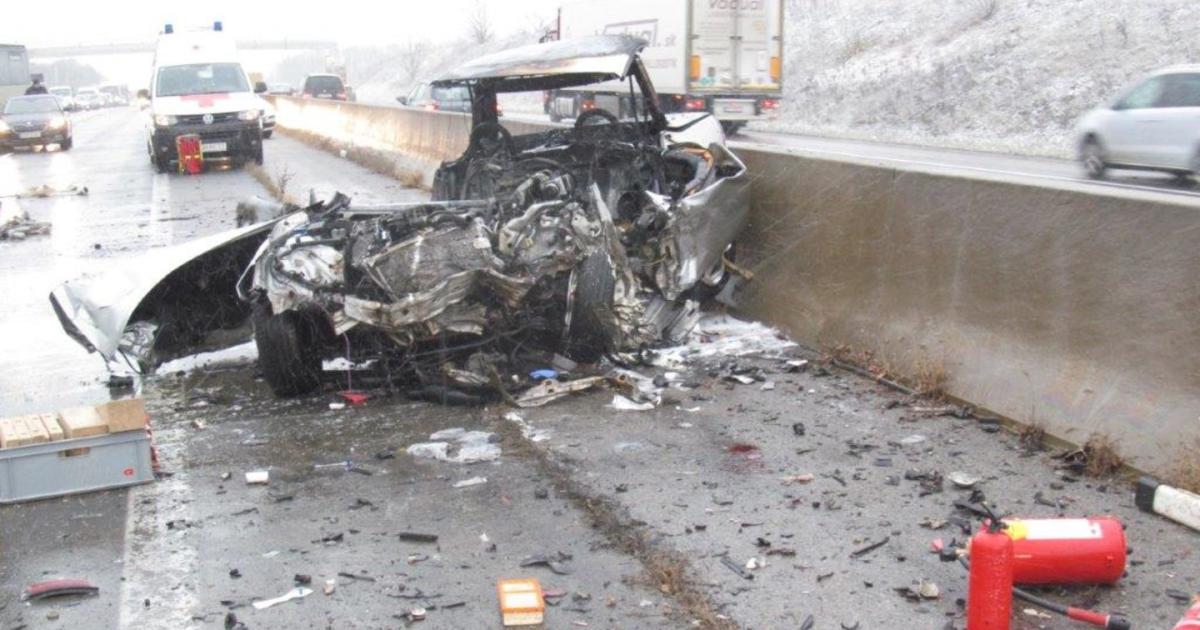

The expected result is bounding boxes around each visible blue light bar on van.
[214,21,223,31]
[164,24,174,34]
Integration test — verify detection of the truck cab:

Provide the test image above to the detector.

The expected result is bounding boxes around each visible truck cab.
[145,22,266,173]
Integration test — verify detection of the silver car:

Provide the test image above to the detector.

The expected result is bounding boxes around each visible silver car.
[1076,65,1200,180]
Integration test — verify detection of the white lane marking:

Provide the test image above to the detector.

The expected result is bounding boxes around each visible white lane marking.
[731,139,1200,201]
[117,419,200,629]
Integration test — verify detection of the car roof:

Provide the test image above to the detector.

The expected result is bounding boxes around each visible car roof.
[434,35,646,92]
[8,94,58,102]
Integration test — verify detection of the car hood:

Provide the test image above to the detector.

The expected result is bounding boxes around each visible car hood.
[434,35,646,92]
[3,112,57,124]
[152,92,262,116]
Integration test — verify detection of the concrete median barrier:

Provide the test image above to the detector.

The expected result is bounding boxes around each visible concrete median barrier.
[272,97,1198,473]
[734,146,1200,473]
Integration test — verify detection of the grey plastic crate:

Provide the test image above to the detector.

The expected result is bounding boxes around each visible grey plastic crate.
[0,430,153,504]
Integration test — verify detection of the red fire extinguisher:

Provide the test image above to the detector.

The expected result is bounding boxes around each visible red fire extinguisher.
[1006,517,1127,585]
[1171,598,1200,630]
[968,516,1013,630]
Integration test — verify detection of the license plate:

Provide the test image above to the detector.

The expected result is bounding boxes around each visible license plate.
[715,100,752,115]
[201,142,227,153]
[18,131,40,139]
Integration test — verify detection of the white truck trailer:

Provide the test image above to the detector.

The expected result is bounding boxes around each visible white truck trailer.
[546,0,783,134]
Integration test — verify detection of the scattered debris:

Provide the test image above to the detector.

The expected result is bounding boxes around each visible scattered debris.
[850,536,890,558]
[1136,476,1200,533]
[252,587,312,610]
[454,476,488,488]
[720,555,754,580]
[520,552,573,575]
[949,472,980,489]
[22,579,99,601]
[899,434,927,446]
[407,428,501,464]
[245,470,269,485]
[398,532,439,544]
[781,474,814,485]
[609,394,655,411]
[895,580,940,601]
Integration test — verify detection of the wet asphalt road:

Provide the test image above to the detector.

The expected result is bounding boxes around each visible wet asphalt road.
[2,107,1198,630]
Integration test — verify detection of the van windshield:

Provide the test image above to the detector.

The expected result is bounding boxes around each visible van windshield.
[156,63,248,98]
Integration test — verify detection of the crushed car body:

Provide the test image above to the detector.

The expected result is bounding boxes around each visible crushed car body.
[49,35,751,400]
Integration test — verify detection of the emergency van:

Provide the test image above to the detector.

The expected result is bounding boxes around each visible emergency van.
[145,22,266,173]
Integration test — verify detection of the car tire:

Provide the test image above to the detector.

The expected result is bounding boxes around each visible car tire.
[263,130,274,139]
[1080,137,1108,180]
[564,251,617,363]
[253,303,324,397]
[253,143,264,166]
[153,153,170,174]
[60,136,73,151]
[721,121,745,136]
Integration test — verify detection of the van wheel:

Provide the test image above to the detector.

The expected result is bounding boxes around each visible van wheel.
[60,137,73,151]
[253,303,324,397]
[1080,137,1107,180]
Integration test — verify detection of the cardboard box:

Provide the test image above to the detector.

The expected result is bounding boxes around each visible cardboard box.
[34,414,64,442]
[97,399,147,433]
[57,407,109,439]
[0,416,51,449]
[497,578,545,626]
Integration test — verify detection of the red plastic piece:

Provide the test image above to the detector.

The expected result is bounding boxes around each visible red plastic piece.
[968,522,1013,630]
[1007,517,1126,585]
[22,579,99,601]
[1171,600,1200,630]
[338,390,370,406]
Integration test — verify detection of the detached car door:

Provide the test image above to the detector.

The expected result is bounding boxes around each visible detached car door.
[1147,72,1200,170]
[1105,76,1165,165]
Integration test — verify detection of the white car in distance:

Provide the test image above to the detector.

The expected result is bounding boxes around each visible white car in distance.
[1076,66,1200,181]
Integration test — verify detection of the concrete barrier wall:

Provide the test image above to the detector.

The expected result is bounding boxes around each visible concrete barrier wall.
[274,97,1199,472]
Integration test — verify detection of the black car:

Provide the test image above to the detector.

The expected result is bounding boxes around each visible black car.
[0,95,73,151]
[301,74,348,101]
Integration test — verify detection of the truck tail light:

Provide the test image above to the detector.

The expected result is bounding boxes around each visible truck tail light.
[581,100,596,111]
[690,55,701,80]
[424,102,439,111]
[684,98,706,111]
[337,92,347,100]
[760,98,780,111]
[770,56,781,82]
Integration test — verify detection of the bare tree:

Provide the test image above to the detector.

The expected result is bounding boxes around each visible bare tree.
[398,40,430,82]
[468,0,494,44]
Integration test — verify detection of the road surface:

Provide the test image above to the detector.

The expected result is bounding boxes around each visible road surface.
[1,107,1196,630]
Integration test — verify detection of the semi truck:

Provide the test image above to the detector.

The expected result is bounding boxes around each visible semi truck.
[0,44,31,109]
[545,0,783,134]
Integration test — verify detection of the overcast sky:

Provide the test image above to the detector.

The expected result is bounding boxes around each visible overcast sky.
[0,0,562,48]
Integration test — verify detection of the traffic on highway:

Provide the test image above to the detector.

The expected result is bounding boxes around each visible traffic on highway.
[1,2,1199,629]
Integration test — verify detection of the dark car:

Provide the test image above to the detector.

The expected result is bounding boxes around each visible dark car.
[397,82,473,113]
[301,74,348,101]
[0,95,73,151]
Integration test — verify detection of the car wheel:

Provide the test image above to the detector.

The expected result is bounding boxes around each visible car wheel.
[253,144,264,166]
[60,136,73,151]
[153,153,170,174]
[564,251,617,363]
[253,303,324,397]
[263,130,274,139]
[720,121,745,136]
[1080,137,1108,180]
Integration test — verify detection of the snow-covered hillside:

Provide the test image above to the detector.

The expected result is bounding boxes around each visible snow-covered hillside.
[299,0,1199,157]
[761,0,1200,157]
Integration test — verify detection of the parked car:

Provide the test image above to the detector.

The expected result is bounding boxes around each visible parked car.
[301,74,348,100]
[397,82,473,113]
[48,35,751,400]
[1076,66,1200,180]
[267,83,293,96]
[48,86,77,111]
[0,94,73,151]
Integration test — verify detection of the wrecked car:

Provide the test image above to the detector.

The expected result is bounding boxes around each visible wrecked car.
[50,35,750,400]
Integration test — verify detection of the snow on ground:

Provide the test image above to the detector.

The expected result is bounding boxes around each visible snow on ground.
[757,0,1200,157]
